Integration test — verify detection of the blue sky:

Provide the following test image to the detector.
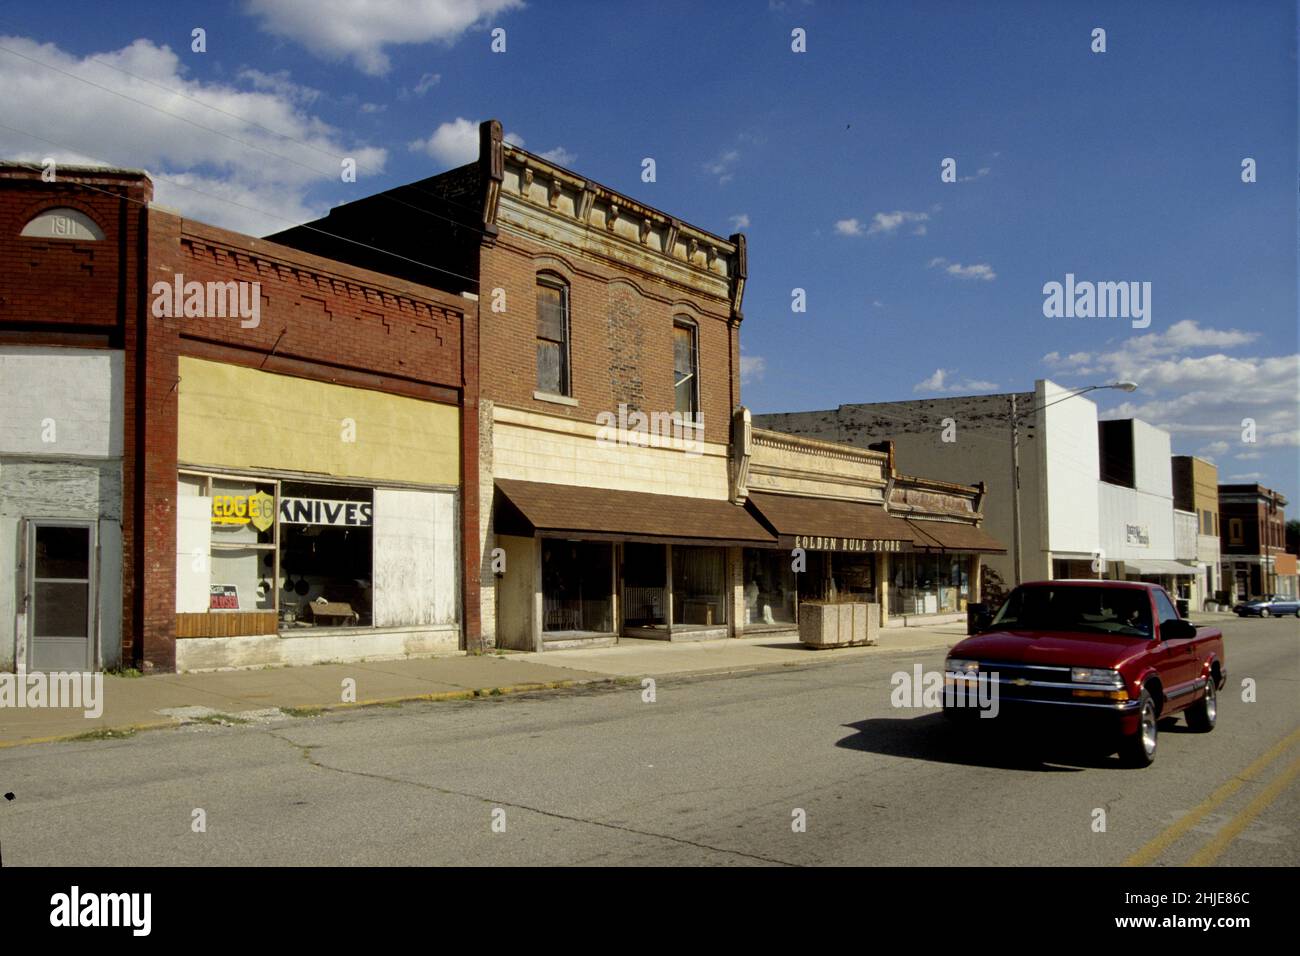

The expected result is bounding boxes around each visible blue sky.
[2,0,1296,504]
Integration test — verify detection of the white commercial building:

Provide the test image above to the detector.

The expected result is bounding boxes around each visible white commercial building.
[754,379,1192,595]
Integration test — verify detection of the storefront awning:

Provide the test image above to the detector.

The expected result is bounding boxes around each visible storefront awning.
[907,519,1007,553]
[1123,558,1198,576]
[745,491,917,550]
[494,479,777,546]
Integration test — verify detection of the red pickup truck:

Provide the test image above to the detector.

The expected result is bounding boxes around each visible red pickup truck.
[945,580,1226,767]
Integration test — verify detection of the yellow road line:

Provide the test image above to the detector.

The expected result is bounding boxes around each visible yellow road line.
[1184,752,1300,866]
[1124,725,1300,867]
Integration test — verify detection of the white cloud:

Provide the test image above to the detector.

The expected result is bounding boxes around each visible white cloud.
[359,102,386,114]
[410,117,521,167]
[704,149,740,183]
[913,369,999,394]
[729,213,751,230]
[539,146,577,166]
[740,354,766,384]
[928,257,996,281]
[235,67,320,105]
[958,166,990,182]
[244,0,524,75]
[414,72,441,96]
[834,218,863,237]
[1050,325,1299,471]
[0,35,386,235]
[915,369,948,391]
[868,209,930,235]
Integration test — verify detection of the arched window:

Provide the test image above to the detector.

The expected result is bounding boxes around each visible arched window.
[20,207,105,241]
[536,275,570,396]
[672,318,699,417]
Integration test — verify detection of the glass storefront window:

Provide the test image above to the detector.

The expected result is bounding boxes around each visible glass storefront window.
[208,477,277,613]
[542,540,613,632]
[797,551,875,604]
[624,542,667,627]
[279,481,373,628]
[890,554,969,615]
[672,546,727,626]
[743,549,797,625]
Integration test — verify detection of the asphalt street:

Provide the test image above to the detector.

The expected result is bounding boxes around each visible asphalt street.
[1,616,1295,866]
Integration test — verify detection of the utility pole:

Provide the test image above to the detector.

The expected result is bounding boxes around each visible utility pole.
[1009,394,1023,586]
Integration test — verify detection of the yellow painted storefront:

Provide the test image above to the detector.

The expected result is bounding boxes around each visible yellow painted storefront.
[173,357,462,671]
[177,357,459,483]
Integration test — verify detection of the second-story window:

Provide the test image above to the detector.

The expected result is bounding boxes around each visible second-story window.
[673,320,698,417]
[536,278,570,396]
[1229,518,1243,545]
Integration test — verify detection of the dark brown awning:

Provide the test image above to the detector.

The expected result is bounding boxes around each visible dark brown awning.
[494,479,776,546]
[907,518,1007,553]
[746,491,916,549]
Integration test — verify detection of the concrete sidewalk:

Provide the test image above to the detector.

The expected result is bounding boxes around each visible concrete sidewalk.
[0,627,962,749]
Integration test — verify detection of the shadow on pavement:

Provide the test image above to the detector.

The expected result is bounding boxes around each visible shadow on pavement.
[837,712,1140,772]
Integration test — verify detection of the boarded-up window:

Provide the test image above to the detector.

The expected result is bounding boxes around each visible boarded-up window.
[537,280,569,395]
[673,321,698,416]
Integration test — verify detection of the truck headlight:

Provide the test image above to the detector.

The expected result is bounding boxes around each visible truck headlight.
[945,658,979,676]
[1071,667,1123,686]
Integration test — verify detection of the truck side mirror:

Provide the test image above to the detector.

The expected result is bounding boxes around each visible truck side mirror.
[1161,619,1197,641]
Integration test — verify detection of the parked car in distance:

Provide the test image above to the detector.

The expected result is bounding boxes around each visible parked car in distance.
[948,581,1226,767]
[1232,594,1300,618]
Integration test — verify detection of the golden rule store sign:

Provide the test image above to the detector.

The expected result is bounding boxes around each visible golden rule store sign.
[791,535,906,553]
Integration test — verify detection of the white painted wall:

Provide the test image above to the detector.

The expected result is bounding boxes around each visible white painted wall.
[1174,510,1198,561]
[0,460,122,670]
[0,347,123,458]
[1131,419,1173,497]
[176,492,212,613]
[1098,481,1175,562]
[1,347,124,671]
[492,406,730,500]
[372,488,457,627]
[1037,379,1101,559]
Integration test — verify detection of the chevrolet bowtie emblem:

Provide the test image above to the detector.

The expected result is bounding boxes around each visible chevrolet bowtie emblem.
[1012,678,1031,687]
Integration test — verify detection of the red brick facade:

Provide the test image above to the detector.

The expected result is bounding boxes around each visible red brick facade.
[478,232,738,436]
[1,165,479,671]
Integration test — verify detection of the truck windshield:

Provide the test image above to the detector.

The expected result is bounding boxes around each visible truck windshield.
[990,586,1153,638]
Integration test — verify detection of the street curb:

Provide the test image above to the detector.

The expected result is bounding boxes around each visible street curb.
[0,641,964,750]
[0,678,615,750]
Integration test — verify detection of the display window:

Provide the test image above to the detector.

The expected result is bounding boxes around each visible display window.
[623,542,667,627]
[541,540,613,633]
[742,548,797,625]
[278,481,373,628]
[671,545,727,627]
[178,471,455,633]
[797,551,875,604]
[890,553,969,615]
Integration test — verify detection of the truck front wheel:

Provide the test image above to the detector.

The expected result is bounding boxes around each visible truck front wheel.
[1119,689,1158,767]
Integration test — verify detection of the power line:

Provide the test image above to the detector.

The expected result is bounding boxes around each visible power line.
[0,40,492,236]
[0,134,481,288]
[0,30,495,221]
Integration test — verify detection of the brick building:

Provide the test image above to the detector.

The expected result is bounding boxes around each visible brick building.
[1218,483,1289,601]
[272,120,1002,644]
[272,120,762,649]
[1,163,477,672]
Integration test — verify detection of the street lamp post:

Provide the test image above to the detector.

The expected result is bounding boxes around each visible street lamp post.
[1008,382,1138,586]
